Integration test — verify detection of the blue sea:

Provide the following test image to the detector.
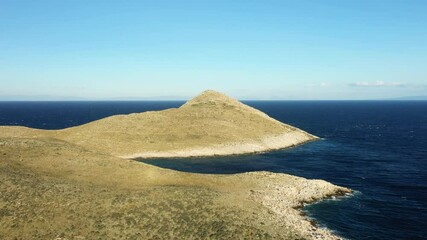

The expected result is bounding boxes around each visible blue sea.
[1,101,426,240]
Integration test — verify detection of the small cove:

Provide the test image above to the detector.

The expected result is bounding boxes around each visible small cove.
[1,100,426,239]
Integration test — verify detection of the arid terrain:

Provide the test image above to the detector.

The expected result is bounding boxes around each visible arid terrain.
[0,90,351,239]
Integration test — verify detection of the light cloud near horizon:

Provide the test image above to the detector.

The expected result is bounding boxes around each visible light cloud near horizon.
[305,82,331,88]
[350,81,407,87]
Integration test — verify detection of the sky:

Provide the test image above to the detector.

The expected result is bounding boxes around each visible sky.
[0,0,426,100]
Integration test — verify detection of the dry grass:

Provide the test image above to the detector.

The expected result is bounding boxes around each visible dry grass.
[0,90,348,239]
[0,136,349,239]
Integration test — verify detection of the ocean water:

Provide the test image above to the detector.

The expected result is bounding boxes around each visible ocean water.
[1,101,426,239]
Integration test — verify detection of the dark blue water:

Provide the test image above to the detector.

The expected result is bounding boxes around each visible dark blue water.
[0,101,184,129]
[1,101,426,239]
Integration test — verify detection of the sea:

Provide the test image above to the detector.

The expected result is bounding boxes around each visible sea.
[0,101,426,240]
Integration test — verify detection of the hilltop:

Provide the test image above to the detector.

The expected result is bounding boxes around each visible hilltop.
[1,90,317,158]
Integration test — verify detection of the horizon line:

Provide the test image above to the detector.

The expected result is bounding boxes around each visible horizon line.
[1,99,426,102]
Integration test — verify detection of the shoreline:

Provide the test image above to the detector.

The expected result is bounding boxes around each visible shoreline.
[298,190,355,239]
[136,146,353,239]
[246,171,352,240]
[122,130,319,159]
[302,190,353,239]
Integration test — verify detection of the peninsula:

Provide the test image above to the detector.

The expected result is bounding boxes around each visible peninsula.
[0,90,350,239]
[1,90,318,158]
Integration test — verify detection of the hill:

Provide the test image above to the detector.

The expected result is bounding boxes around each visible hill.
[20,90,316,158]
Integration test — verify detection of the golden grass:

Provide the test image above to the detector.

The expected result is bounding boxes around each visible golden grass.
[0,90,348,239]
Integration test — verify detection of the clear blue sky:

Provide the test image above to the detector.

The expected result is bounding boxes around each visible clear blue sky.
[1,0,426,100]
